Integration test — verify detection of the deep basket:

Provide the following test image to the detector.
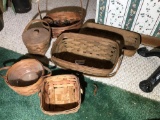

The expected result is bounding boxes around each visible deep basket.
[39,74,81,115]
[22,19,51,56]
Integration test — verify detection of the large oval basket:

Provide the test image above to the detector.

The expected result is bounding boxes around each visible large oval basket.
[51,33,123,77]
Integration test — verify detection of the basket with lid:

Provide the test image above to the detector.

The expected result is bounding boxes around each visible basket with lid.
[22,19,51,56]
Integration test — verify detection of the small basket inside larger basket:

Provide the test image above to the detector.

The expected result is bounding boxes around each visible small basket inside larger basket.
[51,33,122,77]
[39,74,81,115]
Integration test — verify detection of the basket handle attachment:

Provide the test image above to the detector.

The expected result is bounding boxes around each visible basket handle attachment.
[0,66,10,80]
[23,19,51,35]
[43,66,52,77]
[106,53,124,77]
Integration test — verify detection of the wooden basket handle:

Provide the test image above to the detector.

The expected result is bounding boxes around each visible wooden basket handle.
[106,54,124,77]
[0,66,10,80]
[43,66,52,77]
[23,19,51,34]
[38,0,84,20]
[50,55,123,77]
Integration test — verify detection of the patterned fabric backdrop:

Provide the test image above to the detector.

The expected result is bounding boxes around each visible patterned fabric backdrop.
[95,0,160,38]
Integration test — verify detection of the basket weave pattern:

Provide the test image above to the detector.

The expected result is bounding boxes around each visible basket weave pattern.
[51,33,121,77]
[0,59,51,96]
[40,74,81,115]
[80,22,141,56]
[22,19,51,55]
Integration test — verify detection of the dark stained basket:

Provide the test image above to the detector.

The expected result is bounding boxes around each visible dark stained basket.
[22,19,51,56]
[51,33,123,77]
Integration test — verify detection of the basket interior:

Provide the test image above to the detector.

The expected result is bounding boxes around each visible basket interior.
[42,75,80,112]
[7,59,43,87]
[52,36,119,69]
[43,11,81,27]
[80,27,138,50]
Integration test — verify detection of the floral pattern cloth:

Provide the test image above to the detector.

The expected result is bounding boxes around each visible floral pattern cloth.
[96,0,160,38]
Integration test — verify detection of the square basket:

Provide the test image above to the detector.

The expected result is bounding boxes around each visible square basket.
[39,74,81,115]
[51,33,123,77]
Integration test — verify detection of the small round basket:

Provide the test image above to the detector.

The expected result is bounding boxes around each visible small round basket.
[0,59,51,96]
[22,19,51,56]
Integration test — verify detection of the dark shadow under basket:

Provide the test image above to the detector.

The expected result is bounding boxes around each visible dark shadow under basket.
[39,74,81,115]
[51,33,123,77]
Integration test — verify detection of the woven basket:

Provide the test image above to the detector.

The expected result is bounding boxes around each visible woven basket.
[80,21,141,56]
[51,33,123,77]
[0,59,51,96]
[22,19,51,56]
[39,74,81,115]
[41,0,85,38]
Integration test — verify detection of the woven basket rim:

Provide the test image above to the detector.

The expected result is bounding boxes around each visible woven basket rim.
[40,74,81,115]
[50,33,121,76]
[5,59,45,88]
[43,16,83,29]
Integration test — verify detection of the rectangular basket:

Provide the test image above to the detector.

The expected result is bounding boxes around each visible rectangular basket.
[39,74,81,115]
[51,33,122,77]
[80,21,141,56]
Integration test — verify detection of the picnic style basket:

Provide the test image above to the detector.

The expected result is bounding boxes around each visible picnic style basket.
[41,0,85,38]
[22,19,51,56]
[0,59,51,96]
[80,21,141,56]
[51,33,123,77]
[39,74,81,115]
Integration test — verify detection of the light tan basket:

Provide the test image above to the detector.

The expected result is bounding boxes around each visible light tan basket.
[39,74,81,115]
[22,19,51,56]
[41,0,85,38]
[80,21,141,56]
[0,59,51,96]
[51,33,123,77]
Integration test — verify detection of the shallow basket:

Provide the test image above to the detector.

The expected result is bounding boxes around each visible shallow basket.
[0,59,51,96]
[42,0,85,38]
[80,21,141,56]
[51,33,123,77]
[39,74,81,115]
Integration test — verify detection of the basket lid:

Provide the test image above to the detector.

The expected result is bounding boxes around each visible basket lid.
[22,28,50,44]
